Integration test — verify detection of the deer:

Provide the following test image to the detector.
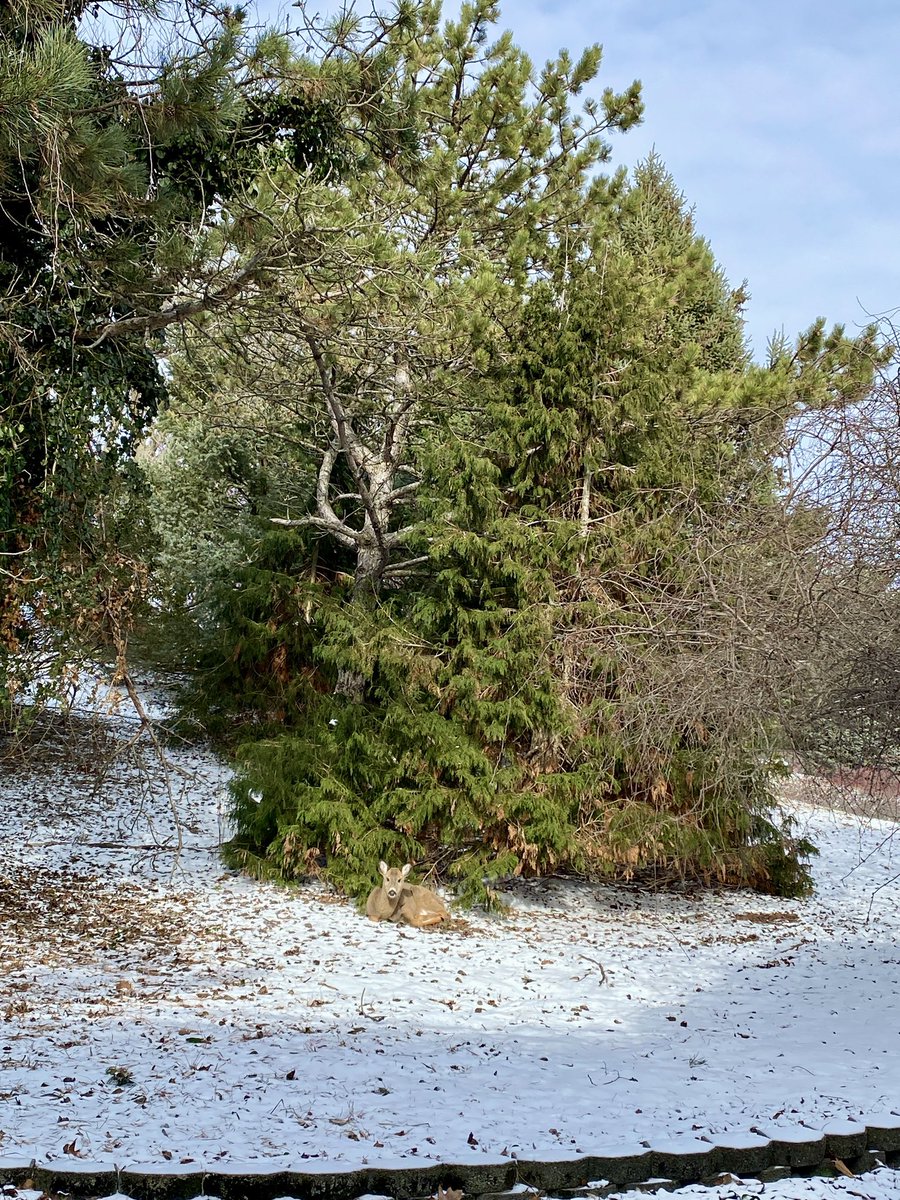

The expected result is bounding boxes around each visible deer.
[366,861,450,928]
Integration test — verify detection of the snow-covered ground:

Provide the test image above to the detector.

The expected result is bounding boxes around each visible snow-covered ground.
[1,679,899,1199]
[630,1173,900,1199]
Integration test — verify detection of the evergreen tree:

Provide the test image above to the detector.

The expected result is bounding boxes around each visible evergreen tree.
[148,0,641,899]
[205,160,878,904]
[145,20,880,907]
[471,160,843,894]
[156,0,641,681]
[0,0,350,705]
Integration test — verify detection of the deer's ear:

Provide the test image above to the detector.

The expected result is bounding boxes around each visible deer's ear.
[401,863,412,878]
[379,861,389,877]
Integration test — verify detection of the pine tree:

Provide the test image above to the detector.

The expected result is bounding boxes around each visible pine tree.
[145,1,641,903]
[145,18,881,907]
[157,0,641,671]
[0,0,348,705]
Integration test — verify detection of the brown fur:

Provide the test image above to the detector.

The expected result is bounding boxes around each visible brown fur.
[366,862,450,928]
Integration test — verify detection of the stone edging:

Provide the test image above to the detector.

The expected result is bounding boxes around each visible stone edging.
[1,1123,899,1199]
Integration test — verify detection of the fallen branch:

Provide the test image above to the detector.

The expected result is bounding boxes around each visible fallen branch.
[579,954,609,985]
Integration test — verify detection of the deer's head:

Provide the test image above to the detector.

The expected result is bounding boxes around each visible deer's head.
[378,861,411,901]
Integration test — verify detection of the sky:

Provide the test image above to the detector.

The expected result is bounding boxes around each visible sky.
[487,0,900,359]
[248,0,898,361]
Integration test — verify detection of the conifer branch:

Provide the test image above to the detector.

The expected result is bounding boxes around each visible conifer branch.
[383,523,425,548]
[299,324,389,552]
[270,513,360,548]
[383,354,417,467]
[387,480,422,503]
[382,555,430,577]
[81,251,272,348]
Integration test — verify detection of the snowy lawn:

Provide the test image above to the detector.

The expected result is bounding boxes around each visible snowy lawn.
[0,681,899,1196]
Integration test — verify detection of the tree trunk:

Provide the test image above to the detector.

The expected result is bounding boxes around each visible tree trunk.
[352,538,385,601]
[334,537,386,701]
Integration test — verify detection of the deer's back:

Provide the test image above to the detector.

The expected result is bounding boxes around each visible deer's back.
[399,883,449,926]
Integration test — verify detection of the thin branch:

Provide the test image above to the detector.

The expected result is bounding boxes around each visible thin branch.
[80,252,271,348]
[270,514,359,549]
[299,324,388,551]
[387,479,422,503]
[116,662,183,856]
[382,555,430,577]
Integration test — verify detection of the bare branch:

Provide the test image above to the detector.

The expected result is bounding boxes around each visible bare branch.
[271,447,363,549]
[299,324,389,549]
[382,555,430,577]
[270,514,358,548]
[387,480,422,503]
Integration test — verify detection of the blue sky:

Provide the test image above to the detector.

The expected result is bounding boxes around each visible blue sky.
[257,0,899,359]
[496,0,900,359]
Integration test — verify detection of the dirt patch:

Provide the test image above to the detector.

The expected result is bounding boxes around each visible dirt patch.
[783,771,900,822]
[733,911,800,924]
[0,862,196,976]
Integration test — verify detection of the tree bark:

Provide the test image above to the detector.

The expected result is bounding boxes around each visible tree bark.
[273,339,423,701]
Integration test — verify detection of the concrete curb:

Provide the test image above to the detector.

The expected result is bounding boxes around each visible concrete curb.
[1,1122,899,1199]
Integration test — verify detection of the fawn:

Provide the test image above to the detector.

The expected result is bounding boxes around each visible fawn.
[366,861,449,928]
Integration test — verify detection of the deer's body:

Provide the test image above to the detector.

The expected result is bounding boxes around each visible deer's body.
[366,862,449,928]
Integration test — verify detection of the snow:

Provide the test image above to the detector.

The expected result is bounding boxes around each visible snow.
[4,1183,900,1200]
[619,1172,900,1199]
[1,680,899,1199]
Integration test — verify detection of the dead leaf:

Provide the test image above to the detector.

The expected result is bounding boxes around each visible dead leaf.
[832,1158,855,1178]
